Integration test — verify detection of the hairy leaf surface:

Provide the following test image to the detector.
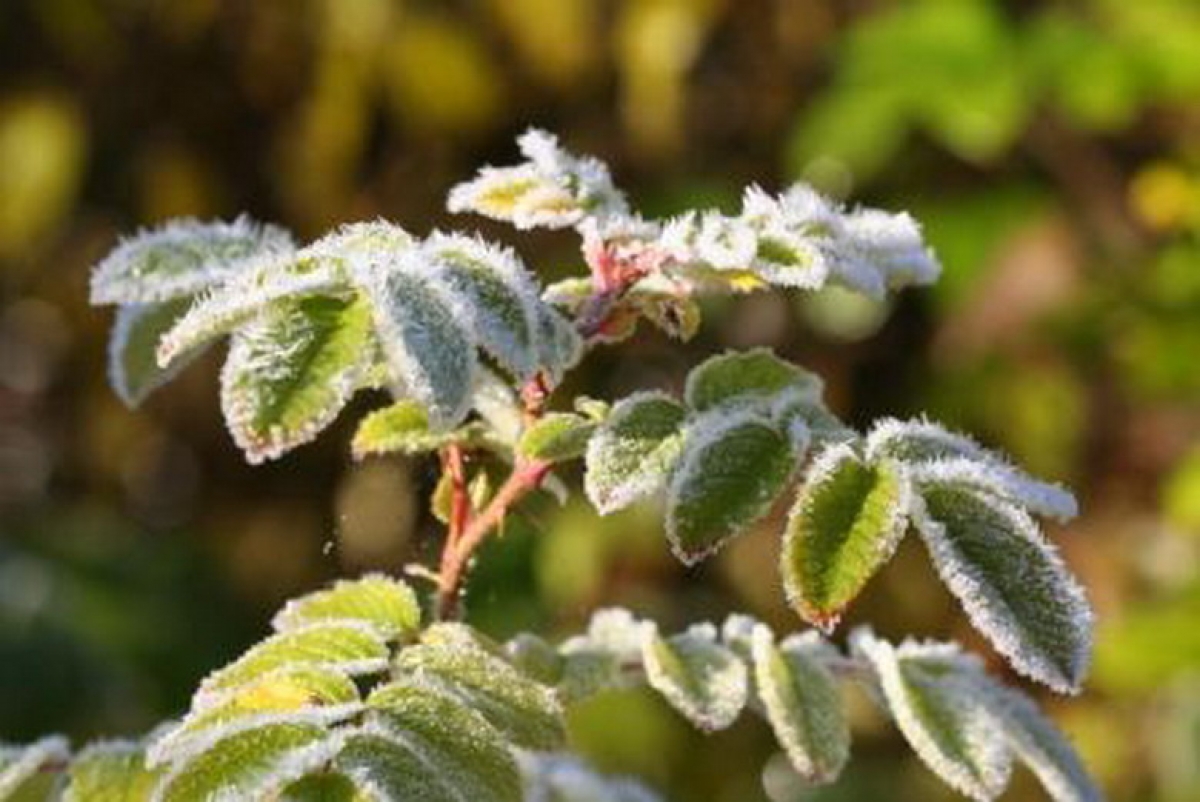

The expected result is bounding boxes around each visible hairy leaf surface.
[684,349,822,413]
[781,446,910,630]
[584,393,687,513]
[271,575,420,641]
[220,296,374,464]
[752,628,849,783]
[64,741,159,802]
[91,218,292,305]
[517,413,596,463]
[642,624,748,732]
[665,414,796,564]
[914,483,1091,693]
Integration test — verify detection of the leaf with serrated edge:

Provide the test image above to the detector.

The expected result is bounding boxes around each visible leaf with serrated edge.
[220,295,374,464]
[0,736,69,797]
[557,609,653,702]
[781,445,910,631]
[360,262,477,428]
[150,666,361,766]
[151,723,339,802]
[752,626,849,783]
[197,622,388,703]
[90,217,293,305]
[666,413,796,564]
[279,772,361,801]
[684,348,823,413]
[982,683,1102,802]
[63,740,160,802]
[271,575,420,641]
[424,233,541,381]
[643,623,748,732]
[517,413,596,463]
[345,678,521,802]
[912,481,1092,694]
[853,632,1012,801]
[156,252,343,368]
[108,299,202,407]
[866,418,1077,521]
[535,304,583,384]
[584,392,687,514]
[391,624,564,751]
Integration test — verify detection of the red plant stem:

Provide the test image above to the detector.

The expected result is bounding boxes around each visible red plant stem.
[435,457,551,620]
[444,443,471,548]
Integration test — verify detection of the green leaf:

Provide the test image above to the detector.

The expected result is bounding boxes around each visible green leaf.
[866,419,1078,521]
[535,304,583,384]
[156,253,343,368]
[271,575,421,641]
[517,413,596,463]
[557,609,653,702]
[781,445,910,630]
[345,679,522,802]
[362,267,478,428]
[221,295,375,464]
[584,393,687,514]
[279,772,362,801]
[151,666,361,766]
[642,623,749,731]
[913,482,1092,693]
[90,217,292,304]
[752,627,849,784]
[350,401,480,459]
[391,625,565,750]
[684,348,822,413]
[0,737,69,798]
[425,234,540,381]
[504,634,564,686]
[853,633,1011,801]
[153,723,337,802]
[665,414,796,564]
[107,299,201,408]
[197,622,388,702]
[63,741,159,802]
[984,683,1102,802]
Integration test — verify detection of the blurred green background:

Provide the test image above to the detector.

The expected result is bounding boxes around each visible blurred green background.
[1,1,1198,800]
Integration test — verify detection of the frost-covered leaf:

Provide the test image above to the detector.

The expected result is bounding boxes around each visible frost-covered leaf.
[279,772,361,801]
[517,413,596,463]
[781,446,910,630]
[0,736,69,798]
[345,678,522,802]
[984,683,1102,802]
[752,627,849,784]
[558,609,653,702]
[156,252,344,368]
[425,234,542,381]
[913,483,1092,693]
[150,666,360,766]
[448,128,627,230]
[152,723,338,802]
[665,414,795,564]
[392,625,565,751]
[535,305,583,384]
[519,753,664,802]
[504,634,564,687]
[220,295,374,464]
[866,419,1078,521]
[197,622,389,703]
[642,623,748,731]
[64,741,160,802]
[684,349,822,413]
[107,299,201,407]
[360,264,478,428]
[351,401,476,459]
[584,393,686,514]
[272,575,421,641]
[90,217,293,305]
[853,633,1011,801]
